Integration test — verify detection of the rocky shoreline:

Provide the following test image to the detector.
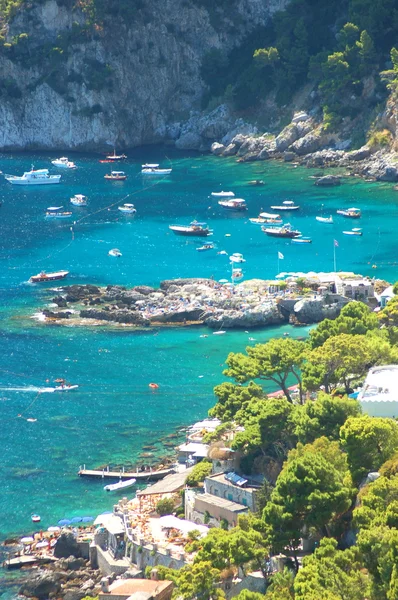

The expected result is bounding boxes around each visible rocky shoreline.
[34,276,369,330]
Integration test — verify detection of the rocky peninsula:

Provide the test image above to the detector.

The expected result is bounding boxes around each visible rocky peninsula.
[35,273,381,330]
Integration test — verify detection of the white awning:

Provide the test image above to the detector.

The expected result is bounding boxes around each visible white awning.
[158,515,208,535]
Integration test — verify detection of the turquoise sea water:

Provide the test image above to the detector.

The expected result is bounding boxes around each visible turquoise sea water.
[0,148,398,589]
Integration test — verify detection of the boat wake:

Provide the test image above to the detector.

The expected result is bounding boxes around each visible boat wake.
[0,386,56,393]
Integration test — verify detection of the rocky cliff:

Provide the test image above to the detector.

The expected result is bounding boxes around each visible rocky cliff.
[0,0,288,150]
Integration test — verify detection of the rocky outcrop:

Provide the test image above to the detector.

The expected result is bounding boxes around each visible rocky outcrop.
[314,175,341,187]
[53,533,82,559]
[20,572,63,599]
[0,0,289,151]
[293,297,349,324]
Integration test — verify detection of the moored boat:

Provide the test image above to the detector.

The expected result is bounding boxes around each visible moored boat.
[197,243,215,252]
[142,163,159,169]
[5,167,61,185]
[70,194,87,206]
[247,180,264,186]
[232,268,244,281]
[109,248,122,257]
[29,270,69,283]
[211,191,235,197]
[229,253,246,263]
[45,206,72,218]
[262,223,301,238]
[169,221,212,237]
[291,236,312,244]
[218,198,247,211]
[51,157,77,169]
[259,212,281,219]
[31,514,41,523]
[141,166,172,175]
[104,477,137,492]
[337,207,361,218]
[271,200,300,211]
[316,215,333,224]
[100,150,127,163]
[118,203,136,214]
[104,171,127,181]
[343,228,363,236]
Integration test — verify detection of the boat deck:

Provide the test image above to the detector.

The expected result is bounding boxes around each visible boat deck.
[78,466,175,481]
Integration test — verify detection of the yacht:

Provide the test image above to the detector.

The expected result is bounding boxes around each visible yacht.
[141,166,172,175]
[169,221,212,237]
[262,223,301,238]
[70,194,87,206]
[5,167,61,185]
[51,157,77,169]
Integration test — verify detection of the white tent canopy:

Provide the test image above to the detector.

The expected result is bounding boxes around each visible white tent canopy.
[158,515,208,536]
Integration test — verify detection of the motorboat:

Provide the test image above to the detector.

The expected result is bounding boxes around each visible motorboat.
[5,167,61,185]
[218,198,247,211]
[100,150,127,163]
[45,206,72,218]
[270,200,300,211]
[118,203,136,214]
[29,270,69,283]
[104,477,137,492]
[141,166,172,175]
[343,228,363,236]
[291,236,312,244]
[169,221,212,237]
[142,163,159,168]
[316,215,333,224]
[104,171,127,181]
[197,243,215,252]
[53,381,79,391]
[213,330,226,335]
[249,217,268,225]
[232,268,244,281]
[211,191,235,197]
[247,180,264,186]
[230,253,246,263]
[70,194,87,206]
[31,514,41,523]
[262,223,301,238]
[337,207,361,218]
[259,212,281,219]
[109,248,122,257]
[51,157,77,169]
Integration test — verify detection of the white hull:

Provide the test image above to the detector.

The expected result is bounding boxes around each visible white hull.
[316,216,333,224]
[6,177,61,185]
[211,191,235,198]
[54,385,79,392]
[104,477,136,491]
[142,168,172,175]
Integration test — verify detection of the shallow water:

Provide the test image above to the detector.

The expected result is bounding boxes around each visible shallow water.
[0,147,397,556]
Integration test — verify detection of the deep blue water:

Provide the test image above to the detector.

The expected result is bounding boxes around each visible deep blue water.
[0,148,397,592]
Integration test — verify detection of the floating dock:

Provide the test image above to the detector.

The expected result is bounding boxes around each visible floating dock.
[77,465,175,482]
[4,554,57,569]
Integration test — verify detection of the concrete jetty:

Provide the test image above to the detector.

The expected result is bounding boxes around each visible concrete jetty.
[78,466,175,481]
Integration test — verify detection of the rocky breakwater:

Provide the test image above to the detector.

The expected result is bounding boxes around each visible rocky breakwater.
[37,279,353,330]
[210,110,398,183]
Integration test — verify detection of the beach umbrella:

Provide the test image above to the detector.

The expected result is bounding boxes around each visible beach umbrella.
[81,516,94,523]
[70,517,82,524]
[36,541,48,549]
[47,526,61,533]
[219,279,229,284]
[21,536,34,544]
[58,519,72,526]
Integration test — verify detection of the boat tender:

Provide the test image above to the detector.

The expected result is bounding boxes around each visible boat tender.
[230,253,246,263]
[118,203,136,214]
[197,243,215,252]
[51,157,77,169]
[291,236,312,244]
[104,477,137,492]
[29,270,69,283]
[5,167,61,185]
[109,248,122,257]
[337,207,361,218]
[343,228,363,236]
[316,215,333,224]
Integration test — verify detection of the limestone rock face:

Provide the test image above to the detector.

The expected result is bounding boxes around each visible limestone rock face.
[53,533,82,559]
[314,175,341,187]
[294,297,349,323]
[20,572,63,598]
[211,142,226,156]
[0,0,289,150]
[291,132,322,155]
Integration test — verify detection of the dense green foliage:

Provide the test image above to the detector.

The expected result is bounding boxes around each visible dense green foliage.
[185,460,212,487]
[155,497,175,516]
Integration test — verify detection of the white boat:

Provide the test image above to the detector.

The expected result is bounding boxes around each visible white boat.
[343,228,362,236]
[118,203,136,214]
[30,270,69,283]
[51,157,77,169]
[31,514,41,523]
[291,236,312,244]
[197,243,214,252]
[271,201,300,211]
[53,384,79,392]
[316,216,333,224]
[169,222,212,237]
[5,167,61,185]
[46,206,72,218]
[211,191,235,198]
[104,477,136,492]
[218,198,247,211]
[109,248,122,257]
[142,163,159,168]
[337,207,361,218]
[70,194,87,206]
[230,253,246,263]
[213,331,226,335]
[232,268,244,281]
[141,167,172,175]
[259,212,281,219]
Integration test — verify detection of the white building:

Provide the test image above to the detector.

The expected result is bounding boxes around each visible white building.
[358,365,398,417]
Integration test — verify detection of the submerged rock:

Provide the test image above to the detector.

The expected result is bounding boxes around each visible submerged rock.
[314,175,341,187]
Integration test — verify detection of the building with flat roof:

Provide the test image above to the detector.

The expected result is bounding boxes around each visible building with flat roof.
[185,491,249,528]
[204,472,260,512]
[358,365,398,417]
[99,578,173,600]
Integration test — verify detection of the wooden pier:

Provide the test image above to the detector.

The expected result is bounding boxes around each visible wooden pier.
[77,465,175,482]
